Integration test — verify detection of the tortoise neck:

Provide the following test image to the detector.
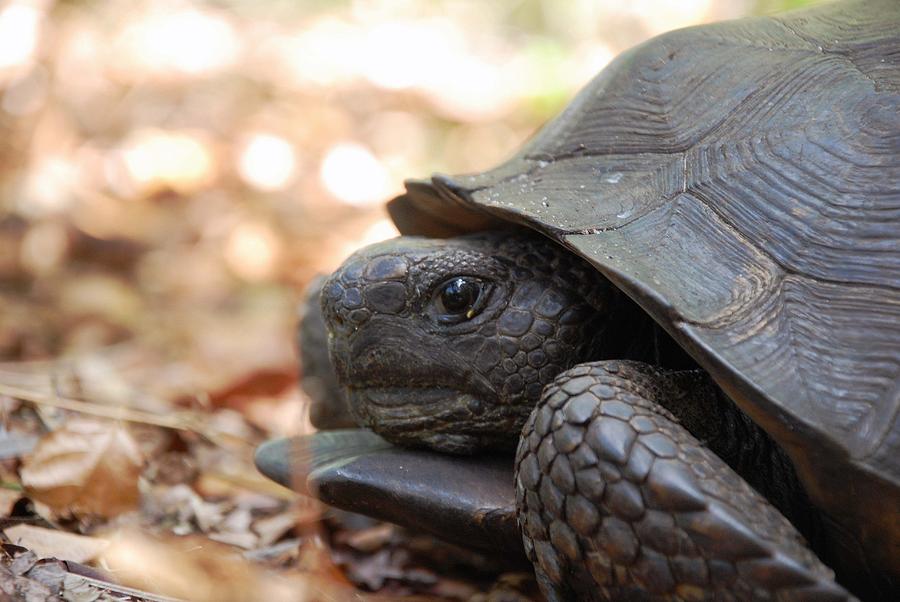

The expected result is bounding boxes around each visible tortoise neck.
[596,292,698,370]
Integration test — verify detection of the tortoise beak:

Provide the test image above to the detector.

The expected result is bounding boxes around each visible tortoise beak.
[255,430,524,558]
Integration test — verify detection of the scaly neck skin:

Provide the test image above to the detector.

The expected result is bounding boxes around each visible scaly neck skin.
[657,371,821,547]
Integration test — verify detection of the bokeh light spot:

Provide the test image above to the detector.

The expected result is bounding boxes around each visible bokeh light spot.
[0,2,41,73]
[20,221,68,275]
[320,142,391,207]
[113,8,240,79]
[237,134,297,192]
[121,129,216,196]
[224,222,282,282]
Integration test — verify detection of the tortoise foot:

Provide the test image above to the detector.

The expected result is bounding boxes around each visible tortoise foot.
[515,361,853,601]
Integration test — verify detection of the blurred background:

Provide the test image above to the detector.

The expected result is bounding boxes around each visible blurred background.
[0,0,821,599]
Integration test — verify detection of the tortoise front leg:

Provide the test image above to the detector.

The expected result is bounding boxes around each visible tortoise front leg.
[515,361,851,601]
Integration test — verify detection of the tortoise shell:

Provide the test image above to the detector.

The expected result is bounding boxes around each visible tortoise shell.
[387,0,900,583]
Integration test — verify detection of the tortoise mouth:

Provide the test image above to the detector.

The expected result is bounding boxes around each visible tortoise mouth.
[347,386,484,429]
[356,386,467,408]
[346,386,528,454]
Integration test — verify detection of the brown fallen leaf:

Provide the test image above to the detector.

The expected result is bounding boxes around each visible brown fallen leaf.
[100,529,345,602]
[0,489,22,519]
[19,418,143,518]
[205,368,296,412]
[2,525,109,564]
[340,523,396,553]
[253,508,311,548]
[0,561,58,601]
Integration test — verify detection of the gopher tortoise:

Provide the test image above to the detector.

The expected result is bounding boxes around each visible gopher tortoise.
[257,1,900,599]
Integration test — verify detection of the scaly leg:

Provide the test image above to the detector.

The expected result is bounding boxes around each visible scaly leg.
[515,361,852,601]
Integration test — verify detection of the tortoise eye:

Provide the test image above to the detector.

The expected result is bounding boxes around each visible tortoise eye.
[435,277,486,320]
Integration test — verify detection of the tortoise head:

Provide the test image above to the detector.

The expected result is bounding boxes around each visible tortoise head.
[320,231,614,454]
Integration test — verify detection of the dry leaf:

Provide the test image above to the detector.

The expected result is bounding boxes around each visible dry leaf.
[0,561,57,601]
[20,418,143,518]
[206,368,296,411]
[342,524,396,553]
[253,509,307,548]
[0,489,23,519]
[3,525,109,564]
[100,530,321,602]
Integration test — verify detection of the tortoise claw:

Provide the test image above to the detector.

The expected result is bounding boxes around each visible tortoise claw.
[255,430,525,558]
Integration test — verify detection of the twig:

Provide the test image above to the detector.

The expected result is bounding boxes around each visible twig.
[0,384,256,449]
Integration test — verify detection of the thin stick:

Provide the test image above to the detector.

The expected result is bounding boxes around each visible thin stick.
[0,383,200,433]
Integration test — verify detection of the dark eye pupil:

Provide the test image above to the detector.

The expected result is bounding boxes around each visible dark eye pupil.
[441,278,479,313]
